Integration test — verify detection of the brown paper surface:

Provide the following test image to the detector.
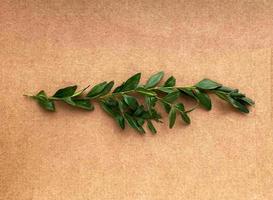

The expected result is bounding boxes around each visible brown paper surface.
[1,1,272,199]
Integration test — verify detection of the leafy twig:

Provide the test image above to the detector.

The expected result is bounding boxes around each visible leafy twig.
[24,71,255,134]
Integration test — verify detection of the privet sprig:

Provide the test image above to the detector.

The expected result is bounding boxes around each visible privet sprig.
[24,71,254,134]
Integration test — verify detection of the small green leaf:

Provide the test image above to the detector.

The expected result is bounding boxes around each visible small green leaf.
[113,82,125,93]
[100,102,118,117]
[145,96,157,114]
[168,107,176,128]
[179,88,196,98]
[133,105,144,116]
[193,89,212,110]
[144,71,164,89]
[99,81,114,96]
[123,95,139,110]
[180,112,191,124]
[115,115,125,129]
[72,85,90,97]
[53,85,77,98]
[228,97,249,113]
[163,91,180,103]
[124,113,145,134]
[34,90,55,111]
[122,73,141,91]
[175,103,185,112]
[164,76,176,87]
[238,97,255,106]
[135,87,157,96]
[104,97,118,107]
[62,98,94,110]
[216,86,236,93]
[73,99,94,110]
[215,91,229,101]
[147,120,157,134]
[162,102,171,113]
[175,103,190,124]
[157,87,178,93]
[195,79,222,90]
[230,92,245,98]
[63,97,76,106]
[87,82,107,97]
[137,118,145,126]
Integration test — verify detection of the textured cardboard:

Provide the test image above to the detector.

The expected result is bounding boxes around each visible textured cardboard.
[0,1,272,199]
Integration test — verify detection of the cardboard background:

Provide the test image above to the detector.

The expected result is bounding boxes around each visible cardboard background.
[1,1,272,199]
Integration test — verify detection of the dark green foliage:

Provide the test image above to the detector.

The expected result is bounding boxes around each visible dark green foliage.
[25,71,254,134]
[214,87,254,113]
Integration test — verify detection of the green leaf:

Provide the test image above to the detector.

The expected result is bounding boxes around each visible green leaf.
[216,86,236,93]
[175,103,190,124]
[157,87,178,93]
[53,85,77,98]
[135,87,157,96]
[175,103,185,112]
[137,118,145,126]
[193,89,212,110]
[122,73,141,91]
[104,97,118,107]
[180,112,191,124]
[113,82,125,93]
[73,85,90,97]
[144,71,164,88]
[101,101,125,129]
[133,105,144,116]
[123,95,139,110]
[34,90,55,111]
[162,102,171,113]
[100,102,118,117]
[163,91,180,103]
[179,88,196,98]
[145,96,157,114]
[230,92,245,98]
[164,76,176,87]
[115,115,125,129]
[124,113,145,134]
[62,98,94,110]
[147,120,157,134]
[195,79,222,90]
[168,107,176,128]
[238,97,255,106]
[86,82,107,97]
[73,99,94,110]
[99,81,114,96]
[150,109,162,121]
[228,96,249,113]
[63,97,76,106]
[215,91,229,101]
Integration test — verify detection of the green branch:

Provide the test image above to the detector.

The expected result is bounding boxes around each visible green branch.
[24,71,255,134]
